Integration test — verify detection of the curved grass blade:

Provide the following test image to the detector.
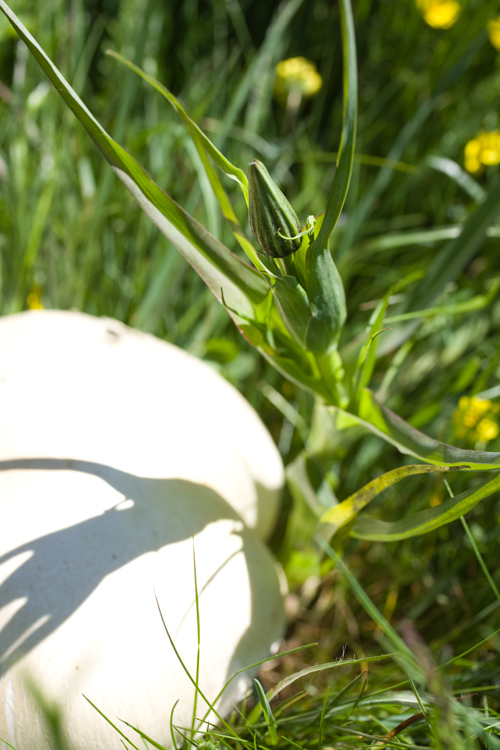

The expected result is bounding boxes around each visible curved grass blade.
[246,654,391,726]
[337,388,500,470]
[426,155,486,203]
[83,696,141,750]
[197,643,318,735]
[106,51,249,204]
[316,538,418,672]
[351,472,500,541]
[0,0,268,319]
[318,464,466,538]
[253,679,278,745]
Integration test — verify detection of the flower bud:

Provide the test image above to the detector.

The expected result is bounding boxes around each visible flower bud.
[248,159,302,258]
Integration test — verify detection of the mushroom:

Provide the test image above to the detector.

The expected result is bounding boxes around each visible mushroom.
[0,310,285,749]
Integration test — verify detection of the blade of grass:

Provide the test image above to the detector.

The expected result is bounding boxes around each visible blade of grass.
[316,536,421,675]
[197,642,318,734]
[83,696,141,750]
[253,679,278,745]
[191,540,202,740]
[384,281,498,323]
[314,0,357,249]
[105,50,249,204]
[443,479,500,603]
[426,155,486,203]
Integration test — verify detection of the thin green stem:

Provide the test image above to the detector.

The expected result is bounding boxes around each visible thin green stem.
[443,480,500,603]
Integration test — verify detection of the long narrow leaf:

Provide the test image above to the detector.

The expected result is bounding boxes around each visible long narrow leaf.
[106,51,249,203]
[319,464,465,536]
[253,679,278,745]
[315,0,357,246]
[349,282,397,405]
[0,1,268,318]
[334,388,500,470]
[302,0,356,354]
[426,155,486,203]
[384,280,498,324]
[351,472,500,541]
[267,654,391,704]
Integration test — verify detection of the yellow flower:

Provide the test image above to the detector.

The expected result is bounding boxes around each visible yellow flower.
[274,57,322,106]
[452,396,500,443]
[26,285,44,310]
[464,131,500,173]
[488,17,500,50]
[416,0,461,29]
[476,418,499,442]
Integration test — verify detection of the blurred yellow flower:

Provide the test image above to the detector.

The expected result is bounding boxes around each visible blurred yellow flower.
[416,0,460,28]
[488,17,500,50]
[274,57,322,106]
[453,396,500,443]
[464,130,500,173]
[26,285,43,310]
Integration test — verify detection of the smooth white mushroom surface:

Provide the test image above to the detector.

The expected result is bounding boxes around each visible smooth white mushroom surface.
[0,310,285,750]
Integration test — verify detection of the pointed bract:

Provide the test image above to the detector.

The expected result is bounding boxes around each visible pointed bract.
[248,160,302,258]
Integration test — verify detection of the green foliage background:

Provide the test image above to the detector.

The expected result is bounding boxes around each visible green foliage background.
[1,0,500,745]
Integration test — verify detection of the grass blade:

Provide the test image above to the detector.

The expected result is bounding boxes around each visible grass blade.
[314,0,357,247]
[316,538,418,673]
[106,51,249,204]
[83,696,141,750]
[253,678,278,745]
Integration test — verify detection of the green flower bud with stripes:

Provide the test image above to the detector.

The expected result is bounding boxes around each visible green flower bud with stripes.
[248,159,302,258]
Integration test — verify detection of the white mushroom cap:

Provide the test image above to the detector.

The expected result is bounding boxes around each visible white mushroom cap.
[0,310,284,539]
[0,310,285,749]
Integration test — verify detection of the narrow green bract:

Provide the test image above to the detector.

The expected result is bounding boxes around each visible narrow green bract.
[248,159,301,258]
